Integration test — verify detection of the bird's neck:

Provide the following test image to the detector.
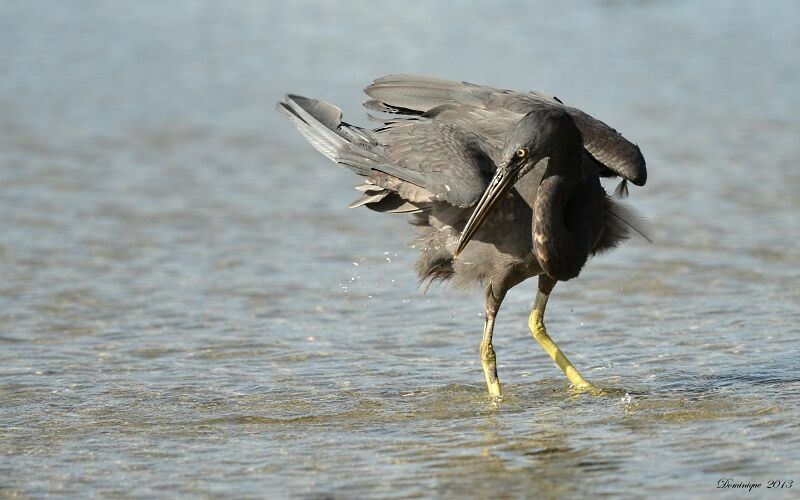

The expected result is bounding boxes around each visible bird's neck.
[532,169,593,282]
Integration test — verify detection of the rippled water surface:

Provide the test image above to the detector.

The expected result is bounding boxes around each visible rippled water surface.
[2,1,799,498]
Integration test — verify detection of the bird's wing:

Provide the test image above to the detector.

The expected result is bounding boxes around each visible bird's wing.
[364,74,646,187]
[278,94,490,211]
[338,118,493,208]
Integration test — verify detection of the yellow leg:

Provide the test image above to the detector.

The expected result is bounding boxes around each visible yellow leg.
[480,315,502,397]
[528,287,599,393]
[479,285,506,398]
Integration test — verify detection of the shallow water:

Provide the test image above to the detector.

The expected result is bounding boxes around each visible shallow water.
[2,1,799,498]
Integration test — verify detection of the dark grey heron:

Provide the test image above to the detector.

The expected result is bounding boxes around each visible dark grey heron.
[278,75,648,397]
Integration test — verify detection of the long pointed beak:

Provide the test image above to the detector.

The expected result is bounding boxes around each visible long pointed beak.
[454,164,519,257]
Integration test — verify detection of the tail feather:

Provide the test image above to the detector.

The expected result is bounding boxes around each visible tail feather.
[278,94,426,214]
[277,94,379,177]
[594,195,653,254]
[277,96,346,162]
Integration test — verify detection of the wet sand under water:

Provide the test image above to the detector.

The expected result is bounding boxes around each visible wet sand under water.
[2,1,799,497]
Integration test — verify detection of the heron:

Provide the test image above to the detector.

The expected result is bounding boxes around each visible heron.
[277,74,648,397]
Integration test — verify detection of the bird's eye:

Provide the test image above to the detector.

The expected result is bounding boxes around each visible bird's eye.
[516,148,527,158]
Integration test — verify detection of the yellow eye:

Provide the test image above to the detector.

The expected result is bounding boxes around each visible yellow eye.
[516,148,526,158]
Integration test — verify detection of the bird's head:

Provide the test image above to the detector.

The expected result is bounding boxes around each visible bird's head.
[453,109,582,257]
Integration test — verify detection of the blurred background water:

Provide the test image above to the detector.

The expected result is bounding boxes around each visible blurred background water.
[1,0,799,497]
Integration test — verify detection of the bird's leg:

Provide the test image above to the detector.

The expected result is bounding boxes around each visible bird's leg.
[480,285,506,397]
[528,275,598,393]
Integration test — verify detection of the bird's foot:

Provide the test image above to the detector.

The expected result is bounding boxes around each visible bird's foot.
[570,380,603,396]
[484,374,502,398]
[480,345,503,398]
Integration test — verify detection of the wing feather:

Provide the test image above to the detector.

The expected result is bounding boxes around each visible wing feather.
[365,74,646,186]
